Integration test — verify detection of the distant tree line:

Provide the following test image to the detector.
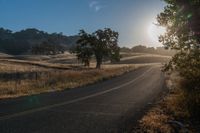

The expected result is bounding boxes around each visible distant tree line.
[0,28,79,55]
[31,41,65,55]
[120,45,175,56]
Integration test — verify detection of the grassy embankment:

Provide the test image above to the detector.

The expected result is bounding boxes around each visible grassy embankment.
[133,72,200,133]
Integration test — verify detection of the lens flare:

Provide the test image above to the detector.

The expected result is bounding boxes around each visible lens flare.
[148,22,166,44]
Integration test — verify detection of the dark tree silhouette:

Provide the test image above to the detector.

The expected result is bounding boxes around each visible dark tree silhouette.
[73,30,93,67]
[74,28,120,69]
[93,28,120,68]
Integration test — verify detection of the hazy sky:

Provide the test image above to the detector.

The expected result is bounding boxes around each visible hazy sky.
[0,0,166,47]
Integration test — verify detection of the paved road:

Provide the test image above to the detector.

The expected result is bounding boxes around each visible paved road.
[0,65,165,133]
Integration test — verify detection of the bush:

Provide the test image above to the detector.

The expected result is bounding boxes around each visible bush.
[179,79,200,119]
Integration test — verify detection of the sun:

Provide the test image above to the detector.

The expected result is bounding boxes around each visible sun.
[148,22,166,44]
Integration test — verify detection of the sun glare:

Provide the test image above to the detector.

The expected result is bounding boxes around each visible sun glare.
[148,22,166,45]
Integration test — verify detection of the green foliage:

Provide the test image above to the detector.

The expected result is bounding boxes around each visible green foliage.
[158,0,200,88]
[73,28,120,68]
[31,41,64,55]
[176,79,200,119]
[93,28,120,68]
[110,47,120,63]
[72,30,93,67]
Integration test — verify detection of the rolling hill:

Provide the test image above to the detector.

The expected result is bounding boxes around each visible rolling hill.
[0,28,79,55]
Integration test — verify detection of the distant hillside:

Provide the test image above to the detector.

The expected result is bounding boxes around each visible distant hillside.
[0,28,79,55]
[120,45,176,56]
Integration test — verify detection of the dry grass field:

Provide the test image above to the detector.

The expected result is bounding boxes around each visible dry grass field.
[0,52,170,99]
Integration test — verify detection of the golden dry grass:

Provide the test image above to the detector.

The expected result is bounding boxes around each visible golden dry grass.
[134,72,195,133]
[0,60,139,99]
[0,59,73,70]
[0,52,163,100]
[138,107,173,133]
[0,61,51,73]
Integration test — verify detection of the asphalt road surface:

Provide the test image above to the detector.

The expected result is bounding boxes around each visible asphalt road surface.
[0,65,166,133]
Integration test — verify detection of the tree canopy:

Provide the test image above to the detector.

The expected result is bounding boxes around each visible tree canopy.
[158,0,200,87]
[73,28,120,68]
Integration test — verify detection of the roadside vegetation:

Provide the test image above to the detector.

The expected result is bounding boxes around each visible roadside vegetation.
[159,0,200,129]
[133,0,200,132]
[133,72,199,132]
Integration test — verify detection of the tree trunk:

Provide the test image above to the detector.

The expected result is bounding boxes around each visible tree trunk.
[84,60,90,67]
[96,58,102,69]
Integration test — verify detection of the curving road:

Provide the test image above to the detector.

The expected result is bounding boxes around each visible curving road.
[0,65,165,133]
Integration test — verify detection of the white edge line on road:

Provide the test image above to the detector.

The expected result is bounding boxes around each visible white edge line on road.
[0,67,154,121]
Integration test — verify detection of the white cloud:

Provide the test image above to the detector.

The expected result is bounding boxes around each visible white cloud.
[89,1,98,8]
[89,1,105,12]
